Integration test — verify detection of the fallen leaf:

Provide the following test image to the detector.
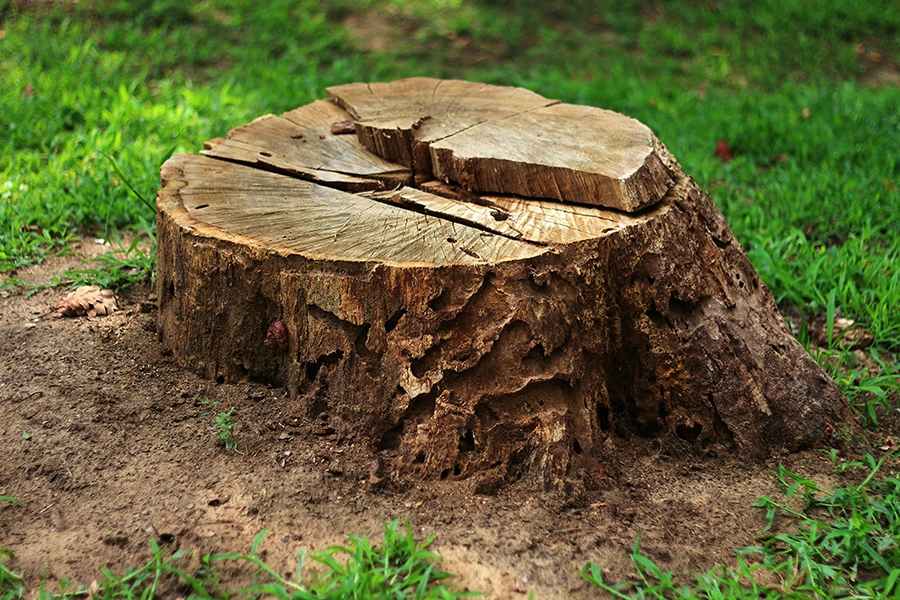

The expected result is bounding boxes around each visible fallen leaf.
[51,285,118,318]
[714,140,733,163]
[809,316,874,349]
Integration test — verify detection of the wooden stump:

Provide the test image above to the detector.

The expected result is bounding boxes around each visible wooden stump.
[156,78,863,489]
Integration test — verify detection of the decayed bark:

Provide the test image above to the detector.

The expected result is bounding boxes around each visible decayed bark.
[156,78,864,491]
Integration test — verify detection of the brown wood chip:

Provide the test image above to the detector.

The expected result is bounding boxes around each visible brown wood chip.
[330,120,356,135]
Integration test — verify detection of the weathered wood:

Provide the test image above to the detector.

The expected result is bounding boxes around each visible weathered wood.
[156,80,864,491]
[203,99,412,192]
[326,78,553,174]
[327,77,678,212]
[429,103,679,212]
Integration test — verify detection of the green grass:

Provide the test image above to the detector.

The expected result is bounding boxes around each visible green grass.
[26,520,475,600]
[582,452,900,599]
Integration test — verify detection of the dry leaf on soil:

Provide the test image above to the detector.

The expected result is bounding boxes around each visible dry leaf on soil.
[809,316,874,349]
[51,285,118,318]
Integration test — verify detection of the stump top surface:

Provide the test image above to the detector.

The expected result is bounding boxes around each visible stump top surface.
[161,78,681,266]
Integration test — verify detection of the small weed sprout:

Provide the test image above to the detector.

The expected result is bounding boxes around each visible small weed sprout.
[199,398,240,453]
[212,407,239,453]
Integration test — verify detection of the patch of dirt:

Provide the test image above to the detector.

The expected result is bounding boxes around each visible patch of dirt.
[861,63,900,87]
[0,247,872,598]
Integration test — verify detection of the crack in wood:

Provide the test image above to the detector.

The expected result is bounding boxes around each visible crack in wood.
[360,189,546,249]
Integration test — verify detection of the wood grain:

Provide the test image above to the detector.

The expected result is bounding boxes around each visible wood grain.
[328,77,679,211]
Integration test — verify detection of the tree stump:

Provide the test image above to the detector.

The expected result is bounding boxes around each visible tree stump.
[156,78,863,489]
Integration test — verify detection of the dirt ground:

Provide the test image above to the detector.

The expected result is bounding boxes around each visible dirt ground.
[0,242,881,599]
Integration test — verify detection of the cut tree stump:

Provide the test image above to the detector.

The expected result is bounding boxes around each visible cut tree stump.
[156,78,864,490]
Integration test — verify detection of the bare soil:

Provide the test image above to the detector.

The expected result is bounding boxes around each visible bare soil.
[0,243,874,599]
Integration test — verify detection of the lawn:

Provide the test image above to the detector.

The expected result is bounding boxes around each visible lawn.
[1,0,899,597]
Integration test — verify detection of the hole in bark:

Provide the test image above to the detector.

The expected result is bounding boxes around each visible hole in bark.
[490,210,508,221]
[414,451,426,463]
[446,237,457,244]
[647,276,655,284]
[669,297,695,315]
[646,308,665,325]
[194,204,209,209]
[378,422,403,451]
[440,468,451,479]
[354,324,372,358]
[474,402,497,428]
[458,429,475,452]
[216,375,224,384]
[428,289,450,312]
[573,439,583,454]
[528,273,550,293]
[411,352,432,378]
[385,308,406,333]
[396,385,406,396]
[410,389,438,417]
[523,343,545,362]
[711,404,736,447]
[453,463,462,476]
[305,350,344,381]
[597,404,610,431]
[676,422,703,441]
[658,402,669,420]
[259,151,272,157]
[377,389,437,451]
[163,281,175,302]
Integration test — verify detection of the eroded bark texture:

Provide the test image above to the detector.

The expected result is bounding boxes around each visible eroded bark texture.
[156,79,863,491]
